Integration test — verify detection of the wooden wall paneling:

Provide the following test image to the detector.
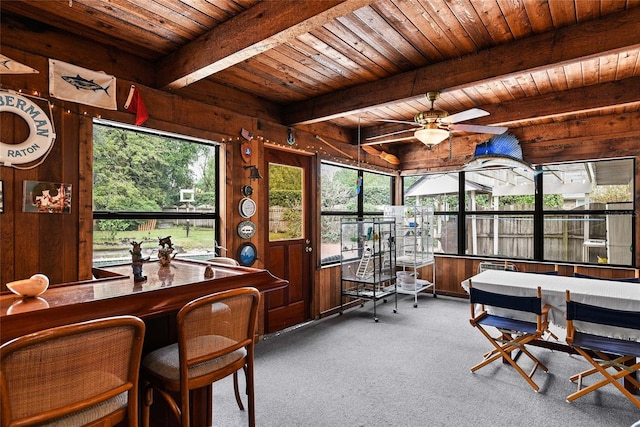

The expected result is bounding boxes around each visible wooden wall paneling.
[77,116,93,280]
[35,103,78,285]
[61,108,81,282]
[637,155,640,269]
[0,51,37,287]
[11,134,40,284]
[315,266,342,316]
[223,141,236,259]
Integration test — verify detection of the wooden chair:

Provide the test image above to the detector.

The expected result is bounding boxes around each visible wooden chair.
[565,290,640,408]
[0,315,145,427]
[206,256,246,410]
[141,287,261,427]
[468,280,549,391]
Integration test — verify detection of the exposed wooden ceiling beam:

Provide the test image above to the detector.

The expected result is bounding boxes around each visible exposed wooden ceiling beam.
[480,77,640,125]
[283,7,640,125]
[156,0,376,90]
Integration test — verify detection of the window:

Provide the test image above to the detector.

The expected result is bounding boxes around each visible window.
[404,173,463,254]
[541,159,634,264]
[464,168,535,258]
[92,120,219,266]
[320,162,393,264]
[403,158,635,266]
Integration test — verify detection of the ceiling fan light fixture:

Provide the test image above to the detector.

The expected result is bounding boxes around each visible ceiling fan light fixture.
[414,127,449,147]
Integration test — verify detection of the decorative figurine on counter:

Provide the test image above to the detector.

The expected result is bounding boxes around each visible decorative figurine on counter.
[130,241,147,282]
[204,265,214,279]
[158,235,176,266]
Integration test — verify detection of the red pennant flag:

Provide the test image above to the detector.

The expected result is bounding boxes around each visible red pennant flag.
[124,85,149,126]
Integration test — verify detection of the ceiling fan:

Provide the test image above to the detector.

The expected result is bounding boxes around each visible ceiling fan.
[365,91,508,148]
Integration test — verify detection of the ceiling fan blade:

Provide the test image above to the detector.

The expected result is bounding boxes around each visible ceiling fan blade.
[362,144,400,164]
[442,108,489,124]
[365,127,417,141]
[380,151,400,165]
[362,135,416,145]
[361,145,381,155]
[450,123,508,134]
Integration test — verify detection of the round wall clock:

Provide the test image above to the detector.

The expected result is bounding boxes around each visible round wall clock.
[238,197,256,218]
[237,220,256,239]
[237,242,257,266]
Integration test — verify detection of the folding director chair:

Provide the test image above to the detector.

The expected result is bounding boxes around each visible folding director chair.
[468,280,549,391]
[565,290,640,408]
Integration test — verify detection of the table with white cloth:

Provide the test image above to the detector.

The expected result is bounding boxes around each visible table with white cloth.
[461,269,640,392]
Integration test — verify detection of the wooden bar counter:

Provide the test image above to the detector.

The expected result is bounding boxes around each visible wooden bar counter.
[1,259,287,426]
[1,259,287,343]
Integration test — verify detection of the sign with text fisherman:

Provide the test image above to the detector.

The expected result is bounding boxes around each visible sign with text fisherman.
[49,59,117,110]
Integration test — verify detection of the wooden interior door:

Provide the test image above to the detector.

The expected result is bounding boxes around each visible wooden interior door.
[264,148,314,333]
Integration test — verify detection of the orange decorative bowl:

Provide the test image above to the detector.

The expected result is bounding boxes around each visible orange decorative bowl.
[6,274,50,297]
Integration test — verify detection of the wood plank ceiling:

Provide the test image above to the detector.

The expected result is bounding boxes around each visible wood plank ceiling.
[2,0,640,150]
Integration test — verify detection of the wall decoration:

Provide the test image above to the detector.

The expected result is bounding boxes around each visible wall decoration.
[49,59,117,110]
[239,197,256,218]
[0,53,39,74]
[23,181,72,214]
[237,242,257,267]
[0,90,56,168]
[0,180,3,214]
[237,220,257,239]
[242,184,254,197]
[240,128,253,163]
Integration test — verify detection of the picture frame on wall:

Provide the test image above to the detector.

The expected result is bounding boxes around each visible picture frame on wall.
[23,180,72,214]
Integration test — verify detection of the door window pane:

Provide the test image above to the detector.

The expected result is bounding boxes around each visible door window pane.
[269,163,303,241]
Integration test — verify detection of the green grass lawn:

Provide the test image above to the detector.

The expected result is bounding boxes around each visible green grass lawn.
[94,226,216,251]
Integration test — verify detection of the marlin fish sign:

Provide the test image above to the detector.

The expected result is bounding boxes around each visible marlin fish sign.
[49,59,117,110]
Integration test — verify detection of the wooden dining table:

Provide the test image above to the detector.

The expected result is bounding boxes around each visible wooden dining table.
[1,258,288,426]
[461,269,640,393]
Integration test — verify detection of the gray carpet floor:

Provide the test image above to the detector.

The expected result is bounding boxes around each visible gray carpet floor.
[211,294,640,426]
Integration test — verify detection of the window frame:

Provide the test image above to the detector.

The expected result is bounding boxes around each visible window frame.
[402,159,636,267]
[92,119,221,265]
[320,161,395,266]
